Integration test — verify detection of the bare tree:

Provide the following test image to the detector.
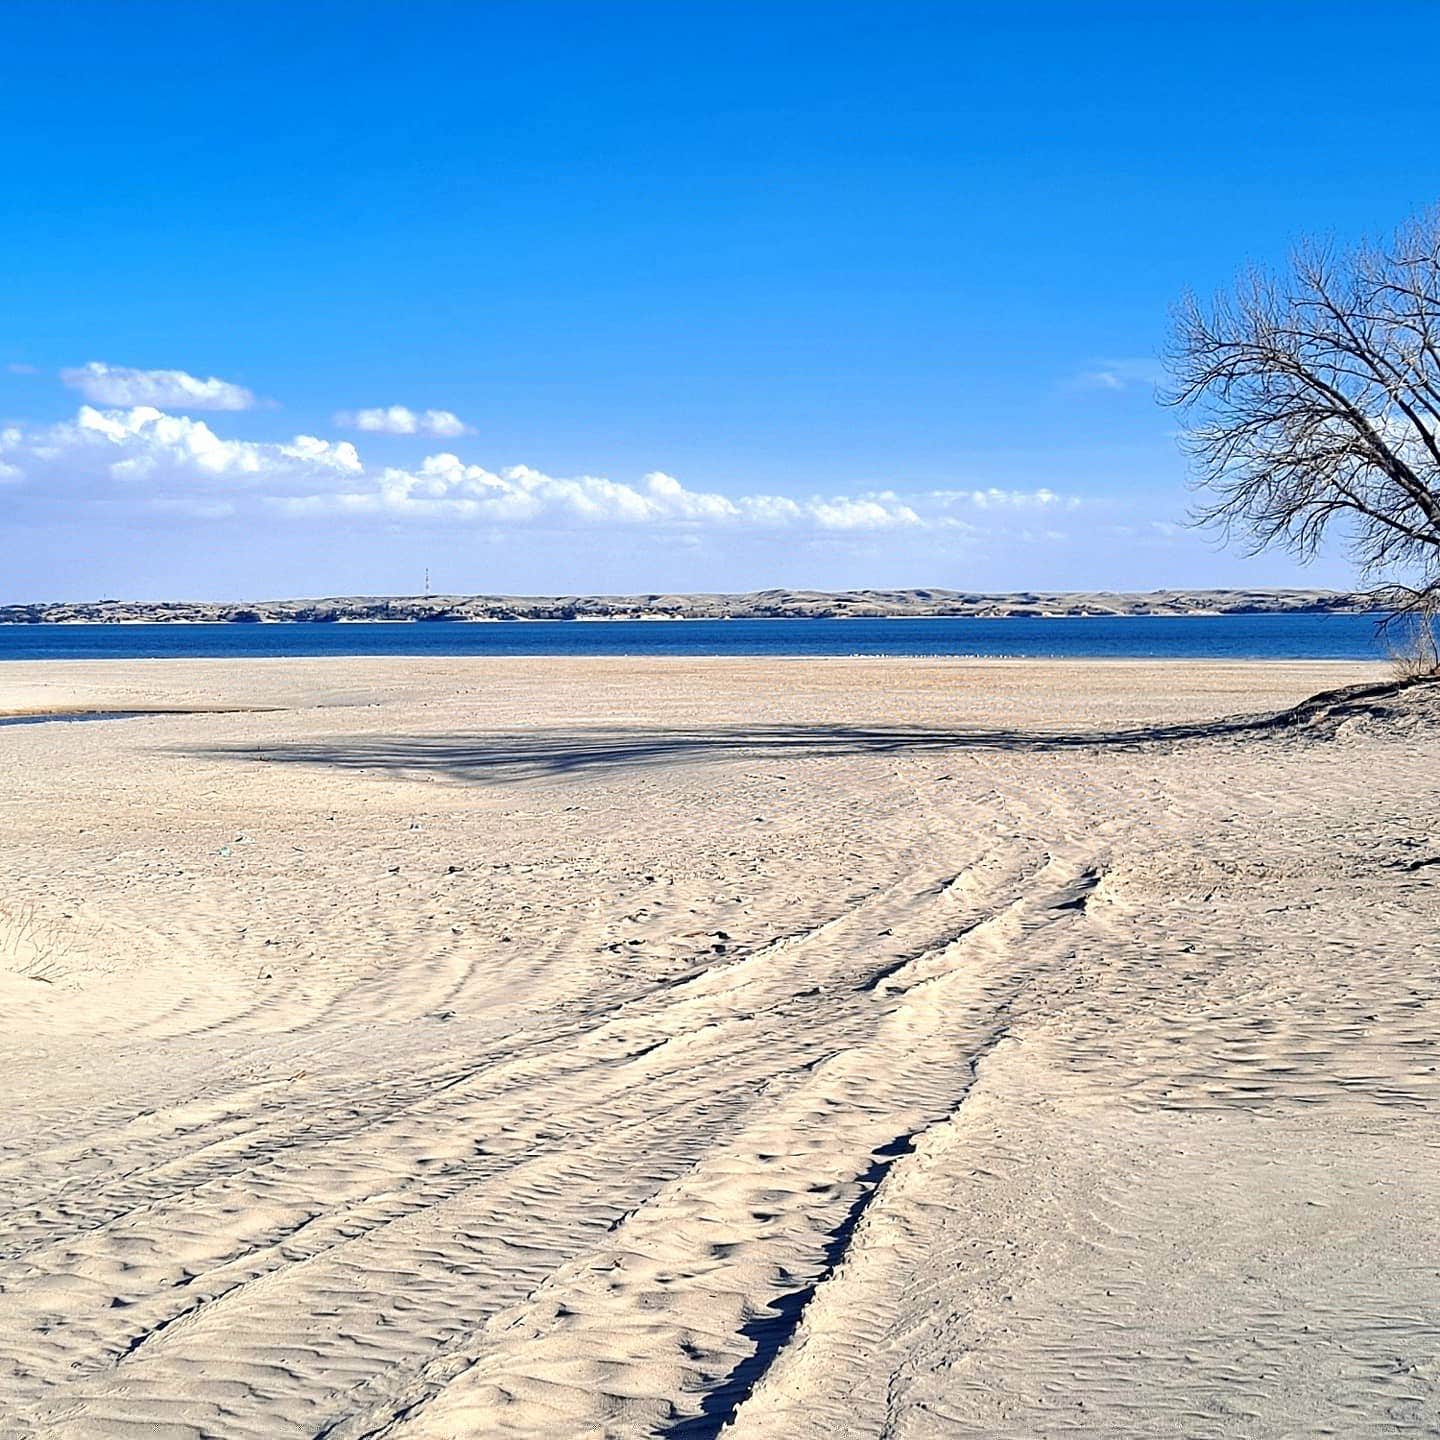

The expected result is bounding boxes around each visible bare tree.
[1166,208,1440,662]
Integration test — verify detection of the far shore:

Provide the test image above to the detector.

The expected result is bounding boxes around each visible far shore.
[0,610,1388,626]
[0,586,1377,626]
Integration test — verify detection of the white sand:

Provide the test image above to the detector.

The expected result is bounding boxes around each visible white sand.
[1,657,1437,1438]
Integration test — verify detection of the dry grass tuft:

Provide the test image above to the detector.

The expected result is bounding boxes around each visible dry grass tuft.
[1383,612,1440,681]
[0,904,75,983]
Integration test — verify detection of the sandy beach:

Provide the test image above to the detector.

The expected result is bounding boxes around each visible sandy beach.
[2,656,1438,1438]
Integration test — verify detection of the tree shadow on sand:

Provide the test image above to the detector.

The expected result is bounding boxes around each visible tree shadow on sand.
[191,679,1431,786]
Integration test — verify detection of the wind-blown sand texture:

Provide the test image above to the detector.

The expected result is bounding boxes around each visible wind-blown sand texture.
[2,657,1437,1438]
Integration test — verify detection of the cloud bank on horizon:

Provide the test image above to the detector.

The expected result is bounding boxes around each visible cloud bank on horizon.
[1,363,1083,538]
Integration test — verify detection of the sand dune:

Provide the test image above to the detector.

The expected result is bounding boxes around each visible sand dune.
[1,584,1368,624]
[1,658,1436,1437]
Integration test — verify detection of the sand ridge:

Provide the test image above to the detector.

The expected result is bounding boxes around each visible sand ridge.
[0,585,1369,624]
[0,657,1436,1437]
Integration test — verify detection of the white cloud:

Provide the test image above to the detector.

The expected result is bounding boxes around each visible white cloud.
[334,405,472,437]
[281,455,921,532]
[6,362,37,375]
[61,361,258,411]
[279,433,364,472]
[0,406,361,516]
[0,403,1087,541]
[1068,357,1165,393]
[930,486,1079,510]
[809,496,921,529]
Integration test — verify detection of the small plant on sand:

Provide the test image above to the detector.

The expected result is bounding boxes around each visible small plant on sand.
[0,903,73,983]
[1381,605,1440,679]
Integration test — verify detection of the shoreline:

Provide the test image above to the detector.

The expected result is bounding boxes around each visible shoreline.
[0,609,1389,626]
[0,653,1393,702]
[0,654,1389,724]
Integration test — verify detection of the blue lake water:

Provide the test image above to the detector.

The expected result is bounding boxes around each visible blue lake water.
[0,613,1395,661]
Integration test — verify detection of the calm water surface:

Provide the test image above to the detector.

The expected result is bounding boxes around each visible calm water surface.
[0,614,1392,661]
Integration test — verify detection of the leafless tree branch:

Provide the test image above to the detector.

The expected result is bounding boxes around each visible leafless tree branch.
[1165,209,1440,623]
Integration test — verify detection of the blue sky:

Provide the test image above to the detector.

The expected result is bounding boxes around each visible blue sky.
[5,0,1440,601]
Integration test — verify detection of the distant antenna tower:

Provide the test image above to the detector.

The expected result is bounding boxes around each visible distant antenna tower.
[424,567,431,596]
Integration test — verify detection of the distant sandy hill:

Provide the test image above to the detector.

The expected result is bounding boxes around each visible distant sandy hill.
[0,587,1372,624]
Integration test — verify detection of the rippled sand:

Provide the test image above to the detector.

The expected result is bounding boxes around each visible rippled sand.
[2,657,1437,1438]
